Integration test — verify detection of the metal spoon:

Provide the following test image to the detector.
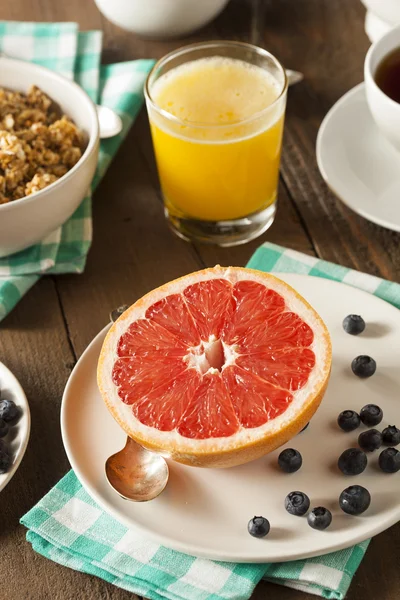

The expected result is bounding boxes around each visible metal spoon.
[105,437,169,502]
[286,69,304,87]
[97,105,123,139]
[105,304,169,501]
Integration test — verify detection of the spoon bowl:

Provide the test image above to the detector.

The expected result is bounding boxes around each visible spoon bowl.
[105,436,169,502]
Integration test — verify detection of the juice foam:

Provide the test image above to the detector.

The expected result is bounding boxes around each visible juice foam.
[152,56,281,128]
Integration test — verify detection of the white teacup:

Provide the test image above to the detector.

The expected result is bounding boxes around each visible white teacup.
[365,24,400,152]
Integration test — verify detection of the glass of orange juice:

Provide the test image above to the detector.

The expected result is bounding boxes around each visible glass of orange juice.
[145,41,287,246]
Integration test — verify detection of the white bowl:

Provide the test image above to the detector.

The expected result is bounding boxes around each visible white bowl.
[365,10,393,43]
[94,0,230,38]
[361,0,400,26]
[0,58,99,258]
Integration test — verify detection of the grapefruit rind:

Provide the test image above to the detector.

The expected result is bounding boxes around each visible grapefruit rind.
[97,267,332,468]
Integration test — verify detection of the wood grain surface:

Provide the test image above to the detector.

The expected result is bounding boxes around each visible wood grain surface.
[0,1,399,599]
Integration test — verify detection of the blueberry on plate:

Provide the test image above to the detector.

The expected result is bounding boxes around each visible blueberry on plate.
[343,315,366,335]
[285,491,310,516]
[382,426,400,447]
[278,448,302,473]
[358,429,382,452]
[307,507,332,530]
[379,448,400,473]
[339,485,371,515]
[351,356,376,378]
[360,404,383,426]
[338,448,368,475]
[0,449,11,474]
[248,516,270,538]
[337,410,361,432]
[0,399,18,422]
[0,418,9,438]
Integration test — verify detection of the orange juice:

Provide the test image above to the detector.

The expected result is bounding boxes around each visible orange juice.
[149,56,285,222]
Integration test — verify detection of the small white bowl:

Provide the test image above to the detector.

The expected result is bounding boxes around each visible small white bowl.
[361,0,400,27]
[0,361,30,493]
[0,58,99,258]
[94,0,230,38]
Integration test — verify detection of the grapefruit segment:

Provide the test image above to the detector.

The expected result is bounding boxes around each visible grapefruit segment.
[98,266,332,468]
[222,280,285,344]
[183,278,235,339]
[236,348,316,391]
[177,373,239,439]
[237,311,314,351]
[223,366,293,428]
[117,319,186,357]
[131,369,201,431]
[112,354,186,403]
[145,293,200,347]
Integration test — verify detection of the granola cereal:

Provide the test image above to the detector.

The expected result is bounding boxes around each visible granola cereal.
[0,85,86,203]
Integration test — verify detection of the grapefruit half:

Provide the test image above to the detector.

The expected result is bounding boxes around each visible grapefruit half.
[98,267,332,468]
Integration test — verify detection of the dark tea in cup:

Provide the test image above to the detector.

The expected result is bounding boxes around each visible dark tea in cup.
[375,47,400,104]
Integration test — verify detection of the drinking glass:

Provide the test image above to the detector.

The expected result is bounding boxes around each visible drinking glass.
[145,41,287,246]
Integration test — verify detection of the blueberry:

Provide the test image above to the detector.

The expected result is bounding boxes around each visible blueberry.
[0,399,18,422]
[0,418,9,438]
[338,448,367,475]
[0,439,8,454]
[382,426,400,446]
[248,516,270,538]
[278,448,302,473]
[307,507,332,530]
[358,429,382,452]
[285,491,310,516]
[337,410,361,432]
[360,404,383,426]
[351,356,376,378]
[0,449,11,474]
[339,485,371,515]
[379,448,400,473]
[343,315,366,335]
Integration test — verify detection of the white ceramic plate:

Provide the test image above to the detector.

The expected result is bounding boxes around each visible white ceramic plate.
[0,361,30,492]
[61,274,400,563]
[317,83,400,233]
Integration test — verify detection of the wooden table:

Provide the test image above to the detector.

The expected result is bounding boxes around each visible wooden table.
[0,0,398,598]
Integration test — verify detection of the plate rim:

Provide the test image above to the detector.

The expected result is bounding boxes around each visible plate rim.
[61,274,400,562]
[0,361,31,493]
[316,82,400,233]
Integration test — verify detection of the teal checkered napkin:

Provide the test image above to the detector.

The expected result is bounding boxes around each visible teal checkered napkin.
[22,242,396,600]
[0,22,155,320]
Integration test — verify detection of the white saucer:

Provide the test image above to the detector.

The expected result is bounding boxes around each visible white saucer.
[61,275,400,563]
[0,361,30,493]
[317,83,400,232]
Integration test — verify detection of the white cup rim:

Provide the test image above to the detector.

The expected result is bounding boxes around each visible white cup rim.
[365,23,400,110]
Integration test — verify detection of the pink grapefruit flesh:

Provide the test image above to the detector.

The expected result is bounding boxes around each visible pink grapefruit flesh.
[98,267,331,467]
